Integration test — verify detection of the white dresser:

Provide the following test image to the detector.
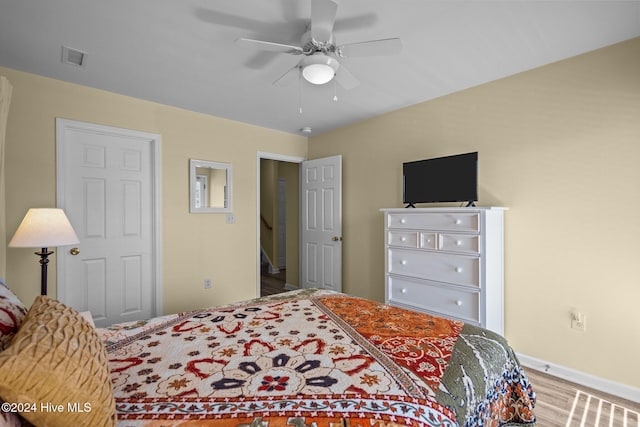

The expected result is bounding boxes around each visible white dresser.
[382,207,505,335]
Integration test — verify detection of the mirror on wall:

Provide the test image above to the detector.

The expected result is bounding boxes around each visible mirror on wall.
[189,159,232,213]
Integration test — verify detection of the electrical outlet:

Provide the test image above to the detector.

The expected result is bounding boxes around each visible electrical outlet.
[571,311,586,332]
[204,278,212,289]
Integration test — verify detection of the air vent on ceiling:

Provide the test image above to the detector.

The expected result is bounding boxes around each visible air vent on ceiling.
[61,46,87,68]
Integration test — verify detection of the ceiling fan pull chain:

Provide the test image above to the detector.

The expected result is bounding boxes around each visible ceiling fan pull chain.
[333,79,338,102]
[298,68,303,114]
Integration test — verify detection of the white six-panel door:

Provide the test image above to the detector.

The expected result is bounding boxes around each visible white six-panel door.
[300,155,342,292]
[56,119,161,327]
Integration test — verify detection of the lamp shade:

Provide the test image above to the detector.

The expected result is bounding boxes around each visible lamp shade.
[9,208,79,248]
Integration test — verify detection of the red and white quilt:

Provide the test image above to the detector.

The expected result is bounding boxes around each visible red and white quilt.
[100,290,535,427]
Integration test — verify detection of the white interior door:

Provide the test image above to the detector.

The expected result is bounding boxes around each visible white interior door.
[56,119,161,327]
[300,155,342,292]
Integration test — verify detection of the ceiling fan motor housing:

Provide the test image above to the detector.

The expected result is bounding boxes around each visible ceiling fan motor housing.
[301,29,334,55]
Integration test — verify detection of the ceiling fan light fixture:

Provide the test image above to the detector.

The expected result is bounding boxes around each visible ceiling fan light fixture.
[302,55,339,85]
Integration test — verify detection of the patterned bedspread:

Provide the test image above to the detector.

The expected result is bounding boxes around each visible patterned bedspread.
[99,289,535,427]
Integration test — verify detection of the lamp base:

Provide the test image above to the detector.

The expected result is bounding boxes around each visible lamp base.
[35,248,53,296]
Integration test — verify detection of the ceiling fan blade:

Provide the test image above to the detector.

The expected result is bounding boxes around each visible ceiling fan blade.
[273,64,301,86]
[311,0,338,44]
[337,37,402,58]
[195,8,275,33]
[236,38,304,55]
[333,13,378,33]
[334,64,359,90]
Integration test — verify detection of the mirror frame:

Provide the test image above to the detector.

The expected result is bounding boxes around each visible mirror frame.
[189,159,233,213]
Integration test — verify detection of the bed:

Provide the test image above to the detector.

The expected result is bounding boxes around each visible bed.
[0,285,535,427]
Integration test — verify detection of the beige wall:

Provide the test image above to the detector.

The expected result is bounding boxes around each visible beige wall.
[259,159,277,266]
[308,38,640,388]
[1,66,307,314]
[279,161,299,287]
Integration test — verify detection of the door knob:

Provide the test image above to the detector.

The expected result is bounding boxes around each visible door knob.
[70,247,80,256]
[332,236,342,242]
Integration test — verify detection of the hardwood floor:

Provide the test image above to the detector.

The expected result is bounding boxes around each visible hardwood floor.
[260,269,288,297]
[525,368,640,426]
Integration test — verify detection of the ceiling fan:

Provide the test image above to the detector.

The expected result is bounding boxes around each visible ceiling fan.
[235,0,402,89]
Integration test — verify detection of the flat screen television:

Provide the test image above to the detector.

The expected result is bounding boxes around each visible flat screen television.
[403,152,478,207]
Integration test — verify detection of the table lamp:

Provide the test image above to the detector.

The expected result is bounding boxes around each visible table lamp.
[8,208,80,296]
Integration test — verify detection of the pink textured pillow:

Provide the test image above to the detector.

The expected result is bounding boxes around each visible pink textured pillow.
[0,282,28,351]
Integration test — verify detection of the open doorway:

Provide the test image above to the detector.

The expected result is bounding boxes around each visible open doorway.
[257,153,304,297]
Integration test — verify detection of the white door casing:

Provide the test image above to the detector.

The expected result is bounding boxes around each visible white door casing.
[56,119,162,327]
[300,155,342,292]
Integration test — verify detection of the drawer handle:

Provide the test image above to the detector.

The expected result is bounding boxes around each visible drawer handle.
[400,237,406,242]
[455,300,463,306]
[400,218,407,224]
[401,260,408,265]
[401,288,407,294]
[456,240,462,246]
[455,219,462,225]
[455,267,463,273]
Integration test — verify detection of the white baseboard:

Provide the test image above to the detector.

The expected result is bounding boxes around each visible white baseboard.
[284,283,298,291]
[517,353,640,404]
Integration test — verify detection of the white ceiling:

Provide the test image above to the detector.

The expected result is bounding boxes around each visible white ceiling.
[1,1,639,136]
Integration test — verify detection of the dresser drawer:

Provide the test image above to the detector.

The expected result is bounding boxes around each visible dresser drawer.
[387,212,480,232]
[388,276,480,323]
[388,248,480,287]
[420,233,437,249]
[439,233,480,254]
[388,231,418,248]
